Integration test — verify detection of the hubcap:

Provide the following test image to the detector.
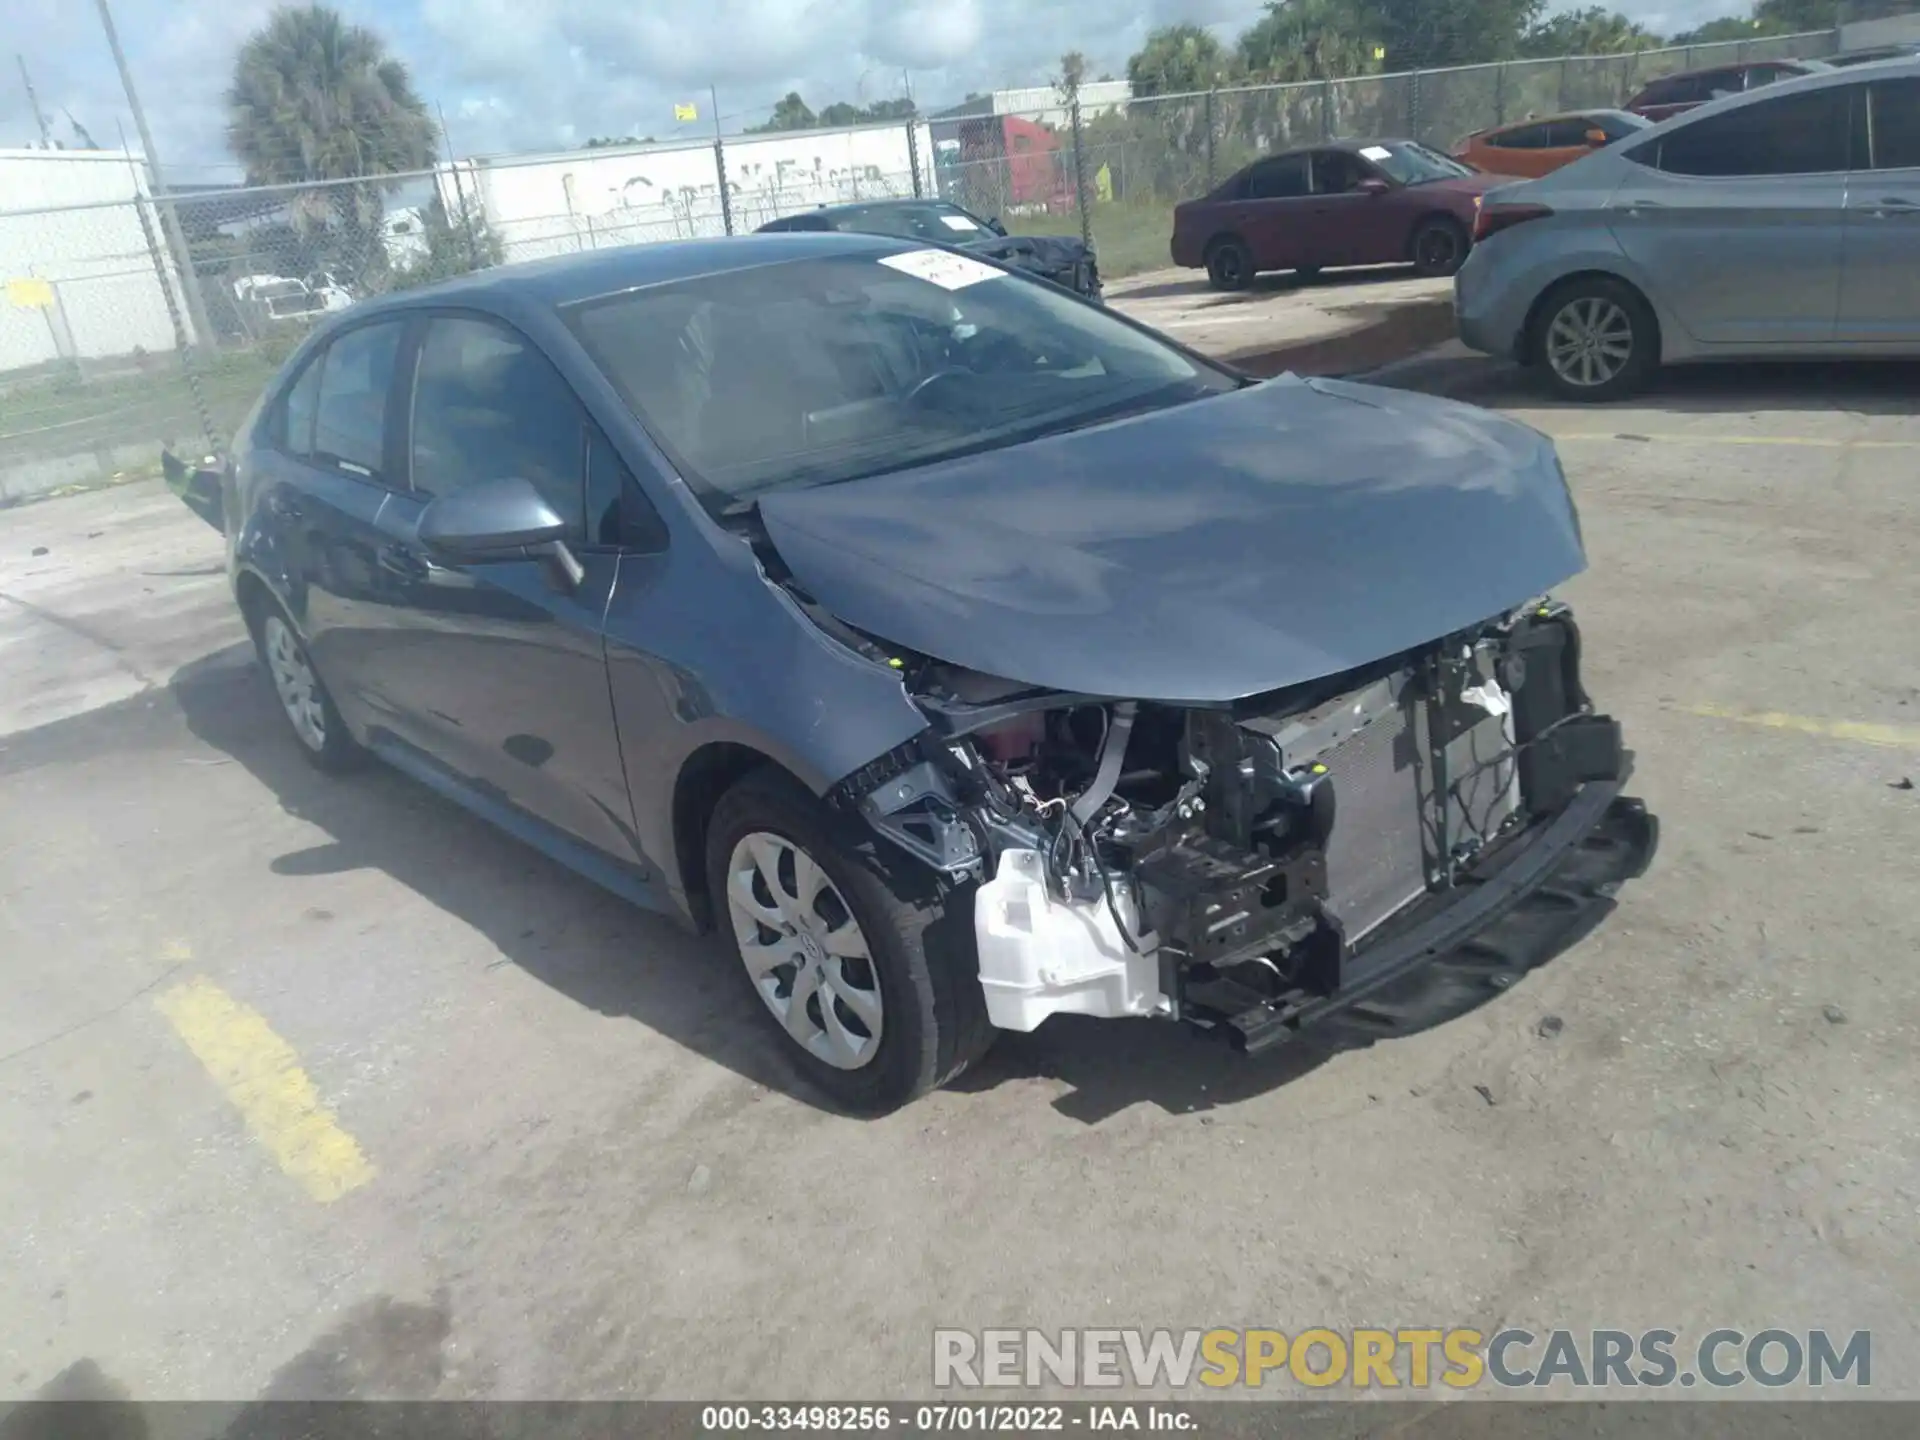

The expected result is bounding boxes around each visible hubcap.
[262,614,326,751]
[726,832,883,1071]
[1421,229,1459,270]
[1546,297,1634,388]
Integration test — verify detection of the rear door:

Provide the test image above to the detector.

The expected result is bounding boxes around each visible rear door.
[1610,85,1850,346]
[1838,76,1920,342]
[368,310,642,862]
[1477,121,1555,178]
[1233,153,1315,268]
[255,318,410,727]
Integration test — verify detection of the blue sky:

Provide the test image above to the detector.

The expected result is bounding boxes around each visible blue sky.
[4,0,1757,181]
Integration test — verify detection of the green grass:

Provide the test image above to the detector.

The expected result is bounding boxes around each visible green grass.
[1,350,275,456]
[1010,201,1178,281]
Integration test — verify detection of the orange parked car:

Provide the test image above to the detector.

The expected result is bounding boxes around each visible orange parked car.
[1454,109,1651,178]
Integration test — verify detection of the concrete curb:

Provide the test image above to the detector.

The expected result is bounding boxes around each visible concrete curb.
[1222,295,1460,380]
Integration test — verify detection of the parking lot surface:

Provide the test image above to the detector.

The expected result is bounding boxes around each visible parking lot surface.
[3,355,1919,1404]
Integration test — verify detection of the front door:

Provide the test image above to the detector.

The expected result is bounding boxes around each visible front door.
[1235,153,1315,269]
[1609,85,1850,347]
[1838,76,1920,343]
[1307,150,1403,264]
[368,311,642,868]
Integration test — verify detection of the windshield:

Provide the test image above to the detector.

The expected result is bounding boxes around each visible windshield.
[570,251,1233,513]
[1365,141,1475,185]
[834,203,991,242]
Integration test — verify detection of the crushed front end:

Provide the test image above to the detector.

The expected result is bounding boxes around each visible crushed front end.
[836,600,1657,1053]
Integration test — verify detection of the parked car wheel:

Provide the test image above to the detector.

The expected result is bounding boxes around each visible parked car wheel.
[252,602,365,773]
[705,769,995,1116]
[1530,276,1659,403]
[1411,217,1470,277]
[1205,237,1255,292]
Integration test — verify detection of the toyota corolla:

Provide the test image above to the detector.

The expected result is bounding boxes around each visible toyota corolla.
[165,233,1657,1114]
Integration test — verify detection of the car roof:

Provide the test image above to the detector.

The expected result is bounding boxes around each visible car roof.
[792,198,961,217]
[343,231,910,313]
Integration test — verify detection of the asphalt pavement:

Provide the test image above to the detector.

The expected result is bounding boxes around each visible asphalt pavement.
[3,352,1919,1405]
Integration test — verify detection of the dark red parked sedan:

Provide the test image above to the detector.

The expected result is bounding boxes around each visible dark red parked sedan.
[1171,139,1518,290]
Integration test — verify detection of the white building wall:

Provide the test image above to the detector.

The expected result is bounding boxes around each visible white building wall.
[437,120,934,263]
[0,149,192,373]
[989,80,1132,124]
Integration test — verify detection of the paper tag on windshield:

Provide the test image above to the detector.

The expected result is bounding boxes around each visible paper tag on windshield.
[879,248,1001,290]
[939,215,980,231]
[1360,145,1393,161]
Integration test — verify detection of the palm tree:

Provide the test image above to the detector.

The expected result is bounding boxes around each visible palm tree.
[227,5,439,280]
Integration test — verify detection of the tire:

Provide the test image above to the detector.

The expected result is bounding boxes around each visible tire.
[1529,276,1660,403]
[705,768,995,1116]
[1410,217,1469,278]
[1205,236,1255,292]
[250,598,365,773]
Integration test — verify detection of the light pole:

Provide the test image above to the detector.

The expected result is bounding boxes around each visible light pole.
[91,0,213,347]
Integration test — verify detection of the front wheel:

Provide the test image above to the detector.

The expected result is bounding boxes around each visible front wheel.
[705,770,994,1115]
[1411,217,1469,277]
[1531,277,1659,402]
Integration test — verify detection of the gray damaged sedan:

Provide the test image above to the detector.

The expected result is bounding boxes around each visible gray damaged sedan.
[166,232,1657,1114]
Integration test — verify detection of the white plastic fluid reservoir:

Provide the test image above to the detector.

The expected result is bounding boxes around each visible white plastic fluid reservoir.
[973,849,1168,1032]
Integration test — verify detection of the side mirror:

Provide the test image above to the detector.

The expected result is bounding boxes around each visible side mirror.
[418,476,584,587]
[1586,128,1609,147]
[1358,177,1390,197]
[987,216,1008,236]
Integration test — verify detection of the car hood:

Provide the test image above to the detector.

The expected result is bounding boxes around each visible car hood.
[757,375,1586,704]
[963,233,1088,271]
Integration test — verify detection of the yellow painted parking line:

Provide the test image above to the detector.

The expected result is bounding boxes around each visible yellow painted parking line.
[1552,432,1920,450]
[155,976,374,1202]
[1681,703,1920,751]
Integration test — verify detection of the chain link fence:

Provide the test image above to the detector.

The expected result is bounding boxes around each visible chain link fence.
[1,29,1842,505]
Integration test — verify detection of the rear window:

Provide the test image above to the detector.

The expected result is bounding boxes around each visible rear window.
[1871,77,1920,169]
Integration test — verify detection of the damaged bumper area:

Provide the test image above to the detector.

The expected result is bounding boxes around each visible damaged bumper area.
[835,602,1658,1053]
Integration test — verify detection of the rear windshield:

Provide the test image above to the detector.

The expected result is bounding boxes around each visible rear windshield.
[569,252,1233,513]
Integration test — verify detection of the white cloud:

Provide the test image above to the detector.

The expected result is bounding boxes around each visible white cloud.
[1,0,1778,177]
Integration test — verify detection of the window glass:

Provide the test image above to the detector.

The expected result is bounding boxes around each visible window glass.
[570,252,1232,515]
[311,322,402,478]
[585,431,668,551]
[278,353,322,456]
[1655,88,1848,176]
[1872,78,1920,169]
[836,203,990,241]
[1312,151,1371,192]
[1246,155,1310,199]
[1492,123,1549,149]
[1544,119,1593,148]
[1594,110,1652,141]
[1364,141,1475,185]
[408,316,585,536]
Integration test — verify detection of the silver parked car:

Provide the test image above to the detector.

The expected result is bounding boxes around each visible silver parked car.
[1455,59,1920,400]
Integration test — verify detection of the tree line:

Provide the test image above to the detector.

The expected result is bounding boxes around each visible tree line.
[1126,0,1909,97]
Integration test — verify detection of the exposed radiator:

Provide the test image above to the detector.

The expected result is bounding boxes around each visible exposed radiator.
[1320,693,1429,943]
[1316,677,1519,944]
